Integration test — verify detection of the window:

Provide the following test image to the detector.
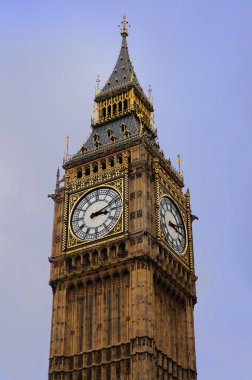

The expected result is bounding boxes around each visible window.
[89,295,93,350]
[107,128,112,138]
[117,288,121,341]
[85,166,90,176]
[106,365,111,380]
[79,298,84,352]
[108,290,112,345]
[120,123,126,132]
[116,364,121,380]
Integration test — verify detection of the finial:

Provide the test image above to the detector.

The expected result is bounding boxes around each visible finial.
[64,135,71,155]
[176,154,183,175]
[95,74,101,96]
[148,85,152,98]
[56,167,60,190]
[96,75,100,90]
[119,14,130,37]
[130,70,134,82]
[151,113,157,133]
[148,84,153,105]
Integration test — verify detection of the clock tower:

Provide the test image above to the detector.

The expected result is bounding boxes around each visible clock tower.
[48,16,197,380]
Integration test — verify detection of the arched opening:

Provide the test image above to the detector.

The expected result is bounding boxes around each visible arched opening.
[108,105,111,117]
[93,163,98,173]
[101,160,106,170]
[77,168,82,179]
[102,107,106,118]
[92,250,98,265]
[67,259,74,272]
[110,245,116,258]
[109,157,114,167]
[84,255,90,268]
[118,242,127,257]
[101,248,108,262]
[75,256,81,269]
[117,154,123,164]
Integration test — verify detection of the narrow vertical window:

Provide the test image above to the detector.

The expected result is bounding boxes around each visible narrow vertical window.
[113,103,117,115]
[118,101,122,113]
[117,288,121,342]
[89,295,93,350]
[116,363,121,380]
[79,297,84,352]
[108,290,112,345]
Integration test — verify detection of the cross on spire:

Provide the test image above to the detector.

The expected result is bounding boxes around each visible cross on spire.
[119,14,130,37]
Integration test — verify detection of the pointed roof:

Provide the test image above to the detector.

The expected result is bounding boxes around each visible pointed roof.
[99,34,142,93]
[95,16,153,111]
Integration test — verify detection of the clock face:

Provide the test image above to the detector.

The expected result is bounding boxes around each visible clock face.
[71,187,122,241]
[160,196,186,254]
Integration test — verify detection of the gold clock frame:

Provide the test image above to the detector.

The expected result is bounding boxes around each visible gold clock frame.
[63,177,127,253]
[159,194,188,258]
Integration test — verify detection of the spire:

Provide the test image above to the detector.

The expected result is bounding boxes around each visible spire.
[96,15,152,111]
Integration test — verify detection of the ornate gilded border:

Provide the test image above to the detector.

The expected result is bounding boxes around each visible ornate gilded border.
[154,160,190,267]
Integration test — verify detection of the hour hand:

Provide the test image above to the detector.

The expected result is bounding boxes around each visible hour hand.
[90,210,109,219]
[90,197,120,219]
[168,221,182,233]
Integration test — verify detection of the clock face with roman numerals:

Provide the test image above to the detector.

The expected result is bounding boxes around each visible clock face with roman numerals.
[160,196,186,254]
[71,187,122,241]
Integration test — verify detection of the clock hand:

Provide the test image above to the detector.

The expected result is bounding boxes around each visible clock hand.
[90,197,120,219]
[90,210,109,219]
[168,221,183,235]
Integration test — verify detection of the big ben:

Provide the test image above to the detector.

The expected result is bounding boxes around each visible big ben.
[48,16,197,380]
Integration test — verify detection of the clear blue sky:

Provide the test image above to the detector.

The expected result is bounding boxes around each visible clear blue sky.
[0,1,251,379]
